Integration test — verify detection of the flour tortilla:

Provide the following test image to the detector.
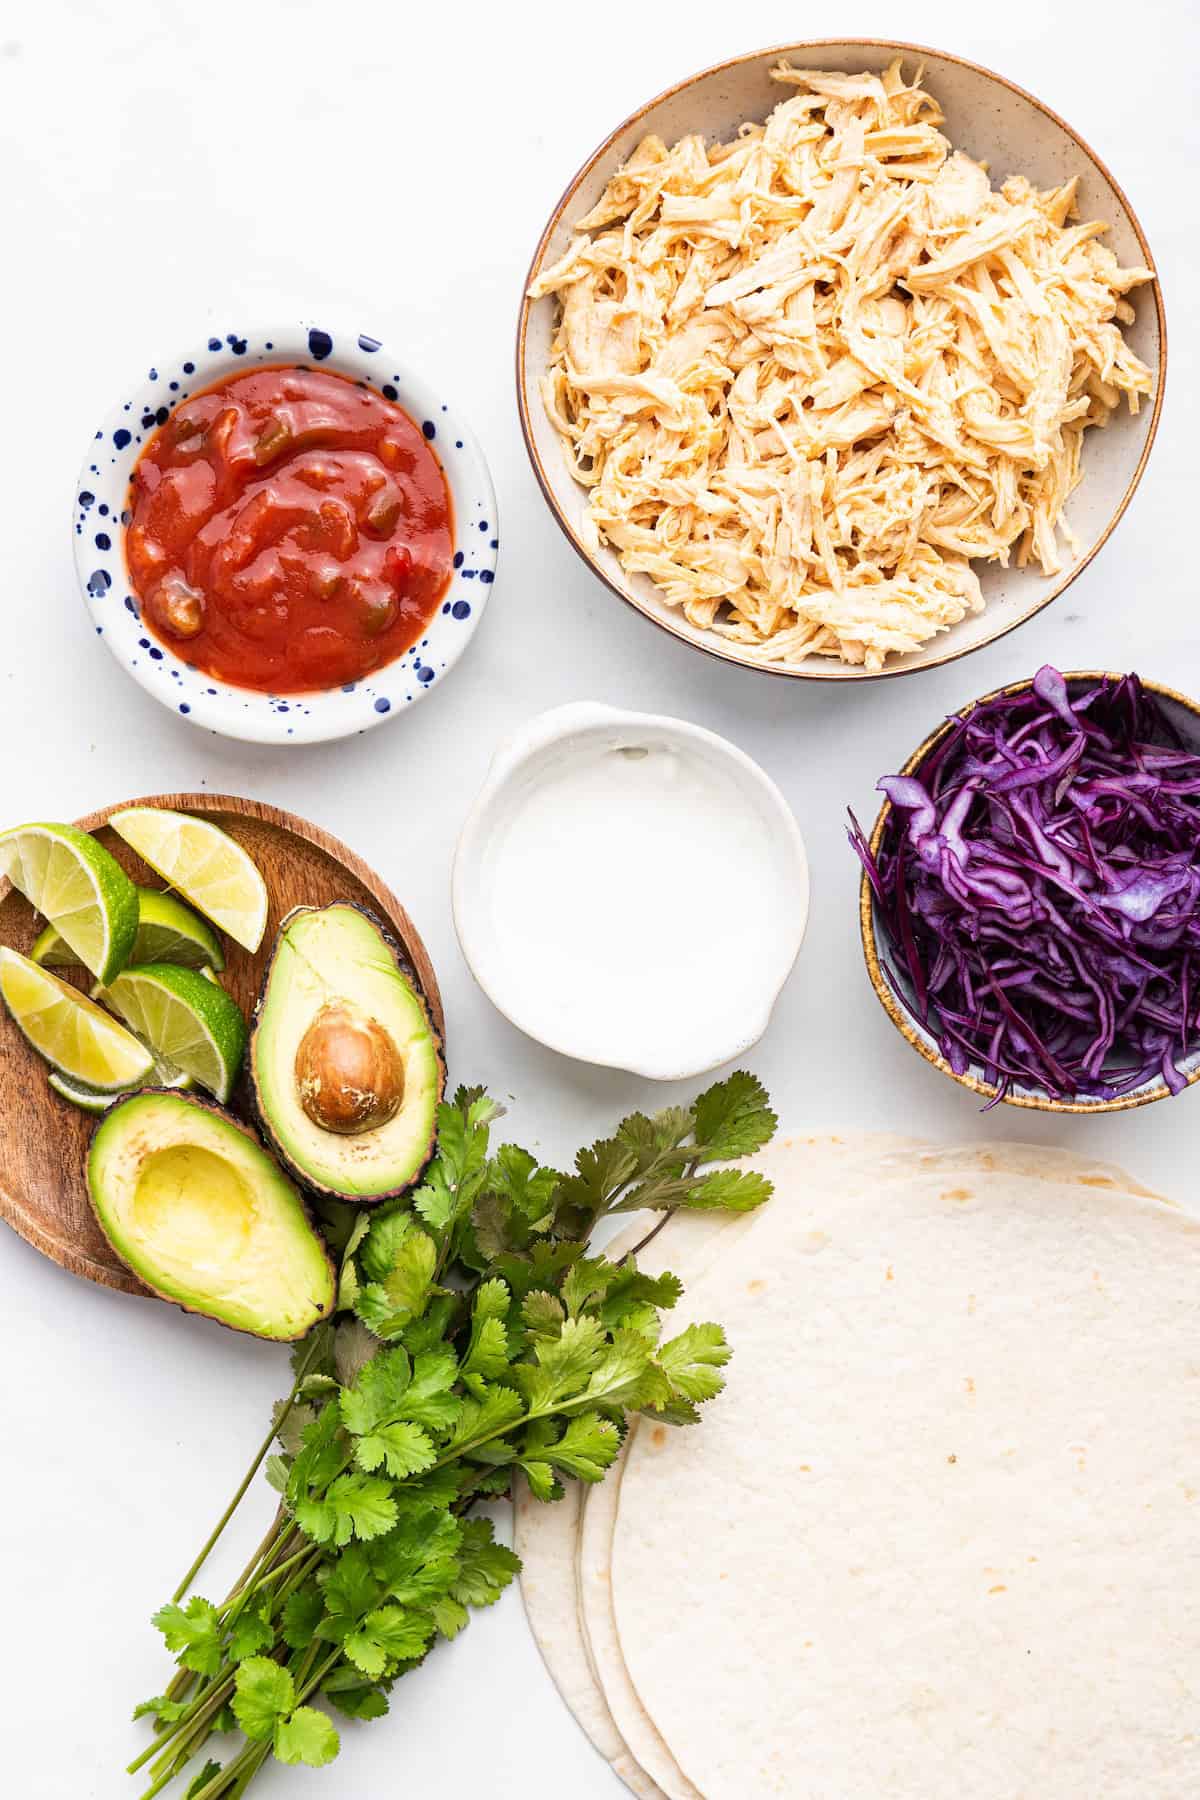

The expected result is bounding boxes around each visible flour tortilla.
[577,1138,1157,1797]
[574,1136,929,1798]
[519,1136,1160,1795]
[518,1135,920,1796]
[610,1167,1200,1799]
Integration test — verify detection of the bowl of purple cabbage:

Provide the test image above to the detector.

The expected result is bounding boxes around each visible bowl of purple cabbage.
[852,666,1200,1110]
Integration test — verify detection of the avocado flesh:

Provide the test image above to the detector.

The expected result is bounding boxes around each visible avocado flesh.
[87,1090,335,1339]
[251,904,442,1202]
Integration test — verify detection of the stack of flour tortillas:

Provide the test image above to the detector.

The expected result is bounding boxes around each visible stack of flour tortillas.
[515,1133,1200,1797]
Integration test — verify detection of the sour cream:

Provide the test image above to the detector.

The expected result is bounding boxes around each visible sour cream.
[453,705,809,1078]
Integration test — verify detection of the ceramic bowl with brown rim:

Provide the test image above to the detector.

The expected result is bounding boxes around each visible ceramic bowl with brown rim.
[858,671,1200,1113]
[517,40,1165,683]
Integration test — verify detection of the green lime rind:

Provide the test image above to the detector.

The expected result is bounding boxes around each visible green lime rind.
[0,822,139,985]
[0,947,154,1090]
[32,885,225,973]
[47,1073,118,1115]
[100,963,247,1105]
[48,1061,198,1115]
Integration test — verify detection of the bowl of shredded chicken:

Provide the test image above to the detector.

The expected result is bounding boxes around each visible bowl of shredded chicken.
[520,45,1163,678]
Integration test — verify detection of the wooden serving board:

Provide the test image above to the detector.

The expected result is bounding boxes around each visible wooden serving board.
[0,793,444,1300]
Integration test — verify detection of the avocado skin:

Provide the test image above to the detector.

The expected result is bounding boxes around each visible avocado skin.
[85,1088,336,1341]
[247,903,445,1206]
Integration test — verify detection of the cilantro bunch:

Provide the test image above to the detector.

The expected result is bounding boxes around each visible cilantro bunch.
[128,1073,776,1798]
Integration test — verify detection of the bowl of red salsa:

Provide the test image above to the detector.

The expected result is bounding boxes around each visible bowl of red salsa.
[74,323,497,742]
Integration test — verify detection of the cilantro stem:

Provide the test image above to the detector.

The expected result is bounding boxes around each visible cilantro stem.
[188,1738,270,1800]
[171,1340,323,1603]
[625,1158,698,1259]
[297,1644,343,1704]
[224,1542,310,1609]
[130,1670,235,1779]
[228,1744,273,1799]
[222,1509,287,1607]
[218,1520,296,1639]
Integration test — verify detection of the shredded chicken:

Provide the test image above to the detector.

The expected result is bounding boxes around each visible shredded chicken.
[529,61,1155,669]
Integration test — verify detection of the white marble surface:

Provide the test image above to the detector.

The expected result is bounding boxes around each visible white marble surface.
[0,2,1194,1793]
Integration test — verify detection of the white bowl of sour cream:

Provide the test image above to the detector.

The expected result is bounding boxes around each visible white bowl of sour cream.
[452,703,809,1079]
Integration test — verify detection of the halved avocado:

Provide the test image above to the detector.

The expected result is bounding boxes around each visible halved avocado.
[249,903,443,1203]
[87,1089,335,1340]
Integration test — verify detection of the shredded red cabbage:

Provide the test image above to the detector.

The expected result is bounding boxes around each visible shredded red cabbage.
[850,667,1200,1104]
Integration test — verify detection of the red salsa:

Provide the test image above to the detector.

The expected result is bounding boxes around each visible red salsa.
[125,366,454,693]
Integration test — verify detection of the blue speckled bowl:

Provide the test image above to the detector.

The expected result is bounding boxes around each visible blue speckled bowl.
[74,322,498,744]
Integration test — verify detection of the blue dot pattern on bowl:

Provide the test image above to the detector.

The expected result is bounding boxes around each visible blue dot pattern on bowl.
[75,324,498,743]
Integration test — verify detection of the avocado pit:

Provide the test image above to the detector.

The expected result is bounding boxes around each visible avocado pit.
[295,1000,405,1136]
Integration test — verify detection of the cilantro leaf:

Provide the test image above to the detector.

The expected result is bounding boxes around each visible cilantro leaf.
[275,1706,340,1767]
[617,1106,692,1159]
[132,1694,190,1724]
[398,1348,462,1432]
[359,1211,417,1284]
[232,1656,295,1741]
[517,1459,563,1503]
[492,1240,585,1302]
[560,1254,620,1318]
[412,1163,456,1235]
[657,1321,732,1402]
[281,1587,325,1651]
[572,1328,671,1414]
[611,1166,772,1215]
[228,1599,275,1662]
[431,1595,470,1640]
[334,1318,380,1389]
[461,1278,511,1388]
[692,1070,776,1161]
[321,1545,380,1622]
[453,1084,504,1127]
[326,1473,398,1545]
[490,1143,562,1225]
[286,1402,344,1512]
[538,1411,622,1481]
[325,1681,389,1722]
[410,1097,495,1245]
[674,1168,772,1213]
[342,1209,372,1265]
[338,1259,361,1313]
[151,1597,222,1677]
[369,1506,461,1607]
[353,1224,438,1336]
[184,1762,222,1800]
[597,1261,683,1324]
[513,1314,607,1411]
[355,1420,436,1479]
[521,1291,565,1337]
[344,1606,434,1678]
[552,1135,639,1233]
[273,1397,315,1457]
[445,1384,525,1457]
[339,1346,411,1437]
[449,1520,521,1608]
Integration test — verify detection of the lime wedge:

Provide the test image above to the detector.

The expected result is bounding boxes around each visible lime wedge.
[49,1061,197,1114]
[0,823,138,984]
[32,885,224,973]
[101,963,247,1103]
[108,809,268,953]
[0,948,154,1089]
[47,1073,120,1115]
